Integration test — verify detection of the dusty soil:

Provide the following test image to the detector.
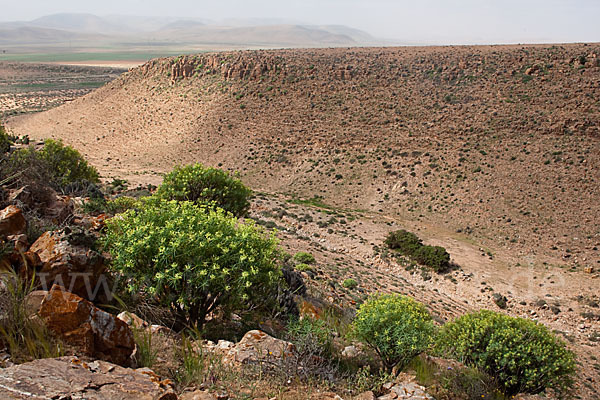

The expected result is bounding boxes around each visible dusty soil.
[4,44,600,397]
[0,61,125,117]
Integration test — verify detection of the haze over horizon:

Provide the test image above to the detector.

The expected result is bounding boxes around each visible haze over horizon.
[1,0,599,45]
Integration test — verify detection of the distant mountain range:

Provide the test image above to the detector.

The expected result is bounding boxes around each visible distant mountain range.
[0,13,384,50]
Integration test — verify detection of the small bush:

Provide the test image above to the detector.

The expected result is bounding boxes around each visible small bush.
[37,139,99,186]
[294,263,314,272]
[104,200,281,328]
[0,123,13,153]
[384,230,422,256]
[414,245,450,272]
[342,278,358,289]
[353,294,434,372]
[293,251,316,264]
[287,316,333,356]
[157,163,252,216]
[275,316,340,384]
[436,310,576,395]
[6,139,99,189]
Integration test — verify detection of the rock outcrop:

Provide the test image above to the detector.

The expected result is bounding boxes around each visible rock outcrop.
[0,205,26,238]
[223,330,294,365]
[39,285,134,366]
[0,356,176,399]
[29,228,106,300]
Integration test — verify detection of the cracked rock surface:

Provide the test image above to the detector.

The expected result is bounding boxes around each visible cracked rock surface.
[0,356,176,399]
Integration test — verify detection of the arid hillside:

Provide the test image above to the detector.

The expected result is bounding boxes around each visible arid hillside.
[8,44,600,272]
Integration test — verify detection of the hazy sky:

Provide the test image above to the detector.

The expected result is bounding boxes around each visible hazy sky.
[1,0,599,44]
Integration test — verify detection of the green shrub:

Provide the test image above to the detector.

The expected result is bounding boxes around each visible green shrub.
[287,316,333,356]
[104,200,281,328]
[436,310,576,395]
[37,139,99,186]
[157,163,252,216]
[384,230,422,256]
[294,263,314,272]
[7,139,99,189]
[107,196,139,214]
[342,278,358,289]
[414,245,450,272]
[0,123,12,153]
[385,230,451,272]
[353,294,434,372]
[293,251,316,264]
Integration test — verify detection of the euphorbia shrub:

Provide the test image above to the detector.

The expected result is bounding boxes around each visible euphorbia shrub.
[104,200,281,328]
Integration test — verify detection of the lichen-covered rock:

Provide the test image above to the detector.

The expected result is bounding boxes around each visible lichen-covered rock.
[39,285,134,366]
[0,356,176,399]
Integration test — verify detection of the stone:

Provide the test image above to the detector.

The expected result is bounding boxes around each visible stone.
[224,330,294,365]
[118,311,149,329]
[6,234,28,252]
[0,205,26,238]
[354,391,376,400]
[387,381,433,399]
[29,229,106,300]
[492,293,508,309]
[311,393,344,400]
[39,285,134,366]
[584,266,594,274]
[46,194,74,225]
[341,345,359,358]
[181,390,218,400]
[0,356,176,399]
[24,290,48,315]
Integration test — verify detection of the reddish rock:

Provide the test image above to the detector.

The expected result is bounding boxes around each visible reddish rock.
[29,230,105,300]
[39,285,134,366]
[300,300,321,320]
[0,205,26,238]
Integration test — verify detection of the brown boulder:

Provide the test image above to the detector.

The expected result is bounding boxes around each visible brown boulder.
[39,285,134,366]
[0,356,176,399]
[0,205,26,238]
[29,229,106,300]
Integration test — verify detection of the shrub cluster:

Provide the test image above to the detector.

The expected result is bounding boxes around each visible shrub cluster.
[385,230,450,272]
[436,310,575,395]
[353,294,434,372]
[157,163,252,216]
[104,200,281,328]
